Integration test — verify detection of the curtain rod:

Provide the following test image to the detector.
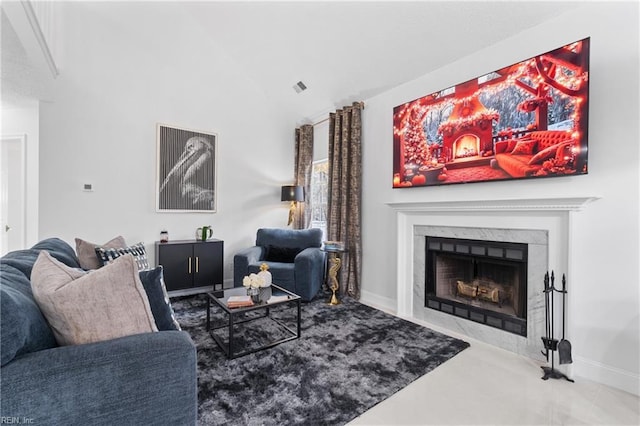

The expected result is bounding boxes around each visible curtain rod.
[310,101,365,127]
[312,117,330,127]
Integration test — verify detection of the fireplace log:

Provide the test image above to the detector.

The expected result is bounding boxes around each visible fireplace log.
[477,285,501,304]
[456,280,478,298]
[456,278,512,308]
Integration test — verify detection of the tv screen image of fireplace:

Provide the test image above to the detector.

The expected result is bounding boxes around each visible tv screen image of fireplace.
[425,237,528,336]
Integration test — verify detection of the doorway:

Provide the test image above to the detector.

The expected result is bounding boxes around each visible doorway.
[0,135,27,255]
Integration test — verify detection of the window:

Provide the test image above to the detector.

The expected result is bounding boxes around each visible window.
[309,159,328,240]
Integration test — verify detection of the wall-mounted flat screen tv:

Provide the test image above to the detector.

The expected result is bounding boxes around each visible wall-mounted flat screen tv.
[392,37,589,188]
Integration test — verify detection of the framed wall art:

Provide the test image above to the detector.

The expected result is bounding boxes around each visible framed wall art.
[156,123,217,212]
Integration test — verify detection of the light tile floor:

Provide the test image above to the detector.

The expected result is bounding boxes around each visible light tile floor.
[349,316,640,425]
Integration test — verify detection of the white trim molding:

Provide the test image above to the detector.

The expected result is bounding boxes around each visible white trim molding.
[386,196,600,213]
[21,0,59,77]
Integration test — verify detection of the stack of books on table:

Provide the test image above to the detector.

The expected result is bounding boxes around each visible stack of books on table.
[267,295,290,304]
[323,241,344,251]
[227,295,254,308]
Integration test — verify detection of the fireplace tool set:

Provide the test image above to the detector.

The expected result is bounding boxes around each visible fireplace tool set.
[541,271,574,382]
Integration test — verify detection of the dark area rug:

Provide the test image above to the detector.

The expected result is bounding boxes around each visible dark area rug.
[172,292,469,425]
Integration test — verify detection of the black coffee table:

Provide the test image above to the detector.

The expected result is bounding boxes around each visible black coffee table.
[205,284,301,359]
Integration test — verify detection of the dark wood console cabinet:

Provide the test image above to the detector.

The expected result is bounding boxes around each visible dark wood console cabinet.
[155,239,223,295]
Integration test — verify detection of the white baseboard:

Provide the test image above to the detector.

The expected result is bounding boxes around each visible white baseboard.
[359,290,397,314]
[168,285,214,298]
[574,355,640,396]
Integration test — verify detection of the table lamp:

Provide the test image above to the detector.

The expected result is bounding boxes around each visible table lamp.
[281,185,304,226]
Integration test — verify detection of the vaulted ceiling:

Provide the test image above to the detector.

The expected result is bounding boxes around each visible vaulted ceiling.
[179,1,575,122]
[2,1,576,121]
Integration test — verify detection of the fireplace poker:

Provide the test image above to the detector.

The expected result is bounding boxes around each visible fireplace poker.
[541,272,550,361]
[550,271,555,352]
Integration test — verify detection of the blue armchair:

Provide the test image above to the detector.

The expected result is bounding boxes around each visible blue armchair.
[233,228,325,301]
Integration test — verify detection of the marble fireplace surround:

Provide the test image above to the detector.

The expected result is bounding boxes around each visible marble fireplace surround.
[387,197,598,360]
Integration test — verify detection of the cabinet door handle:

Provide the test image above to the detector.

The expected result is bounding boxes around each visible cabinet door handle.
[196,256,199,273]
[188,257,192,274]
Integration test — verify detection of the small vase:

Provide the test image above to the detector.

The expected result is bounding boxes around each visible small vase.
[259,285,272,302]
[247,287,260,303]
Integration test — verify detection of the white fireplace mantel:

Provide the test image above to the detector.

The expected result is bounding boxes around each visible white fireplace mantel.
[386,195,600,359]
[386,196,600,213]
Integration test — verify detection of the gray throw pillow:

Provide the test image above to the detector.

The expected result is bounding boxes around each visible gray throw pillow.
[75,236,126,270]
[31,251,157,346]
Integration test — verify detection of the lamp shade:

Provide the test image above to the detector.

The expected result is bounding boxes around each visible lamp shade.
[281,185,304,202]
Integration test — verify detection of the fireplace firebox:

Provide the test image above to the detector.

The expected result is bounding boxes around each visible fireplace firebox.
[425,236,528,336]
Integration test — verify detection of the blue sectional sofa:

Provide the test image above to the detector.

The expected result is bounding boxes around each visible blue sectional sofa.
[0,238,197,425]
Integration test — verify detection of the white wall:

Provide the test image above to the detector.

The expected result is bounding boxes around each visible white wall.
[313,120,329,161]
[39,2,297,285]
[360,3,639,395]
[1,103,39,248]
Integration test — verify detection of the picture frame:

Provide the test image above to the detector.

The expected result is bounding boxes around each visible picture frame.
[156,123,217,212]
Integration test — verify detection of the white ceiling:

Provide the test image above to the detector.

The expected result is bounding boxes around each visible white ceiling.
[1,1,576,121]
[180,1,576,122]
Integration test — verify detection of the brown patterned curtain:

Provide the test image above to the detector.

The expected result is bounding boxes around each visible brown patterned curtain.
[294,124,314,229]
[327,102,363,299]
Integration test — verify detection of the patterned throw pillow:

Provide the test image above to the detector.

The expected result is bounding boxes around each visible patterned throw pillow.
[528,141,571,165]
[95,242,149,271]
[506,138,520,153]
[495,138,521,154]
[510,140,537,155]
[138,266,181,331]
[494,140,510,154]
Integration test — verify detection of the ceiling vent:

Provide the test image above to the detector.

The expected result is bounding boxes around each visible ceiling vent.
[293,81,307,94]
